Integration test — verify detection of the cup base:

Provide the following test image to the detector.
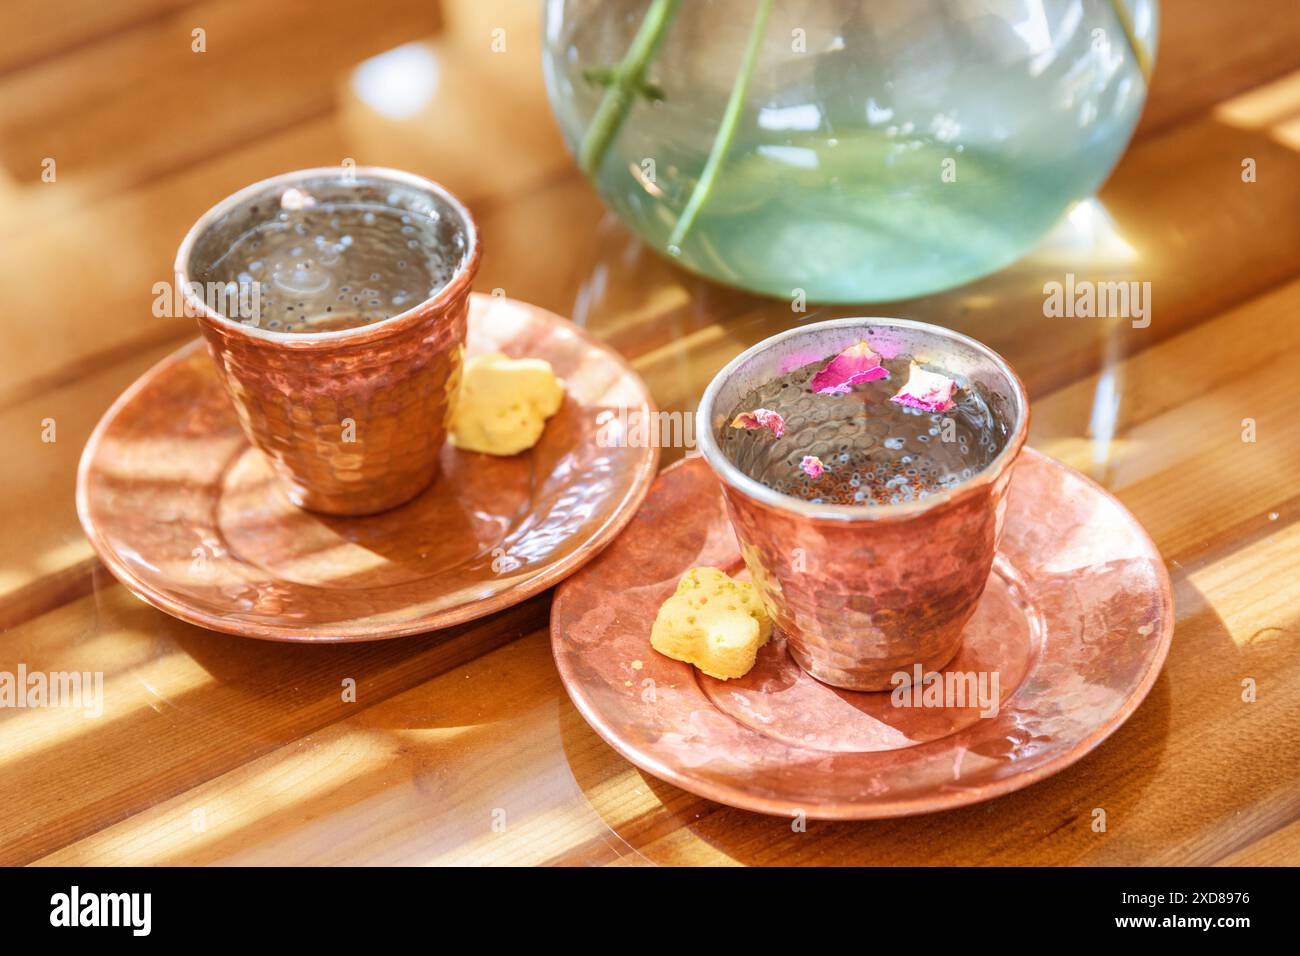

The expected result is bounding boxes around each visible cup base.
[282,467,440,517]
[785,632,965,692]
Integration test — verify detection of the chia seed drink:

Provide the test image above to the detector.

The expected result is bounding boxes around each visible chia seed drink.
[190,174,467,333]
[722,354,1009,507]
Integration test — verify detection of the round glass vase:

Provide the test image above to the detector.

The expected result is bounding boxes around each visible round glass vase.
[542,0,1157,304]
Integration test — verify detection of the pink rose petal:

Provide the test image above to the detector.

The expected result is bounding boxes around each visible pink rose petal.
[800,455,825,478]
[729,408,786,439]
[890,363,957,413]
[810,340,888,395]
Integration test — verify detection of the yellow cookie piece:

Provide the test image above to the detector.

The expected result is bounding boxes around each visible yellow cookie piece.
[650,567,772,680]
[449,352,565,456]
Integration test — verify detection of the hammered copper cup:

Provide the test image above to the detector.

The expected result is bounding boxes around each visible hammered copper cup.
[175,167,480,516]
[696,318,1029,691]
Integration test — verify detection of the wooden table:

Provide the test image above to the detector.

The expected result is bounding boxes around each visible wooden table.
[2,0,1297,866]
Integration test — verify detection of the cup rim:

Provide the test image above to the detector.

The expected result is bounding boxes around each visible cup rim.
[695,317,1029,523]
[173,165,480,349]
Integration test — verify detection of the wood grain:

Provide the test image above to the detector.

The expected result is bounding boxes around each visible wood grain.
[1,0,1297,866]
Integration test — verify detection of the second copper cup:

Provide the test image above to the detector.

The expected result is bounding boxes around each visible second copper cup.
[175,167,480,516]
[696,318,1029,691]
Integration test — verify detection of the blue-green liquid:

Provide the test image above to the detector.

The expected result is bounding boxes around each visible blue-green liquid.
[605,129,1104,301]
[544,0,1155,303]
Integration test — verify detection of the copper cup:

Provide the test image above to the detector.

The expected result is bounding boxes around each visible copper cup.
[175,167,480,516]
[696,318,1029,691]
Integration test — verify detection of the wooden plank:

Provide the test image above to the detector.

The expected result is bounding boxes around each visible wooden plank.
[0,1,195,76]
[31,632,656,865]
[0,341,178,630]
[0,587,549,864]
[1137,0,1300,136]
[0,0,441,192]
[1030,277,1300,557]
[1215,818,1300,867]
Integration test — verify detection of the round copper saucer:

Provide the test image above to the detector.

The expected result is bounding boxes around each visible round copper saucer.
[550,452,1173,819]
[77,293,659,641]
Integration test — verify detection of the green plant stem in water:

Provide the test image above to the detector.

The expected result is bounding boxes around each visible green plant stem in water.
[1108,0,1152,83]
[578,0,681,177]
[667,0,773,254]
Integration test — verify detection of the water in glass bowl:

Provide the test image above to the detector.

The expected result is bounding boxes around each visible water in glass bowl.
[544,0,1156,303]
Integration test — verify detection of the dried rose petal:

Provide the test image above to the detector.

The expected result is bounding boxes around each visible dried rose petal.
[890,363,957,412]
[800,455,825,478]
[730,408,786,439]
[810,340,888,395]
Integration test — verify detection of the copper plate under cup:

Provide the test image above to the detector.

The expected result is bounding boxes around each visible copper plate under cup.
[551,454,1173,820]
[77,294,659,640]
[696,318,1029,691]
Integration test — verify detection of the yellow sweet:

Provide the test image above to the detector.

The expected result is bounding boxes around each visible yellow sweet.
[650,567,772,680]
[449,353,565,456]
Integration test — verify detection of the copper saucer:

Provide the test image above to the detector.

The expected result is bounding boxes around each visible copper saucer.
[77,293,659,641]
[550,452,1173,819]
